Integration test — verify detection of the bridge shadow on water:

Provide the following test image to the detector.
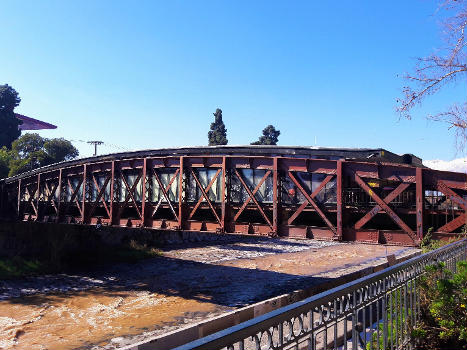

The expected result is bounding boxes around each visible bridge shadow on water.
[158,235,316,254]
[0,244,359,350]
[3,251,335,309]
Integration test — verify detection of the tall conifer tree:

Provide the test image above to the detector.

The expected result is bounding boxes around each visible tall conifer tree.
[208,108,228,146]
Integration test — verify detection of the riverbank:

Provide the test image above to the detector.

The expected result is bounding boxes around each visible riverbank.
[0,237,418,350]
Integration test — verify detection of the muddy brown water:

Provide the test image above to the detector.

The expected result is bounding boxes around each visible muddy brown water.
[0,243,415,350]
[0,290,218,350]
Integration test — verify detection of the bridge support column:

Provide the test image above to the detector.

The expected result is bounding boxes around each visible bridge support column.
[178,156,184,230]
[56,169,62,222]
[17,179,21,219]
[336,160,343,240]
[221,156,226,233]
[0,181,4,217]
[110,161,115,225]
[416,167,424,240]
[81,164,87,224]
[36,173,41,221]
[141,158,147,227]
[273,157,279,236]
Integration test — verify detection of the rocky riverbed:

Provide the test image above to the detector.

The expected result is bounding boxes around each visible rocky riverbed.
[0,236,418,350]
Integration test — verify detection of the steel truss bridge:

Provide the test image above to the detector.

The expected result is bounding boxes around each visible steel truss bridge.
[1,147,466,246]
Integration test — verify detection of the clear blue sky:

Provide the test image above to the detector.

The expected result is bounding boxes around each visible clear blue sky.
[1,0,464,160]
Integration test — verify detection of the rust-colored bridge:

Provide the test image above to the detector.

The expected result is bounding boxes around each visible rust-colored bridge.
[1,146,465,246]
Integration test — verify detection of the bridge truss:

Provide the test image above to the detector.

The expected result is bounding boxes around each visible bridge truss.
[1,151,466,246]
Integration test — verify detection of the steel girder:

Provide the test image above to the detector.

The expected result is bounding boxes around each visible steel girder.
[1,154,466,246]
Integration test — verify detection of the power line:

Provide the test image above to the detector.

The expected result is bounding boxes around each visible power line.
[69,139,131,155]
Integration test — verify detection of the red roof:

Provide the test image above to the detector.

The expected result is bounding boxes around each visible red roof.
[15,113,57,131]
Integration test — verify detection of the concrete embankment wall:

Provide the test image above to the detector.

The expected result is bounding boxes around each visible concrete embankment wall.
[0,221,244,258]
[120,250,420,350]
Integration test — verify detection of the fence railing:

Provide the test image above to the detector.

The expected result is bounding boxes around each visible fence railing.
[173,239,467,350]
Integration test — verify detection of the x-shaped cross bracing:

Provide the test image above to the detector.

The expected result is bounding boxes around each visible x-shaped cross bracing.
[152,169,179,221]
[233,168,273,230]
[349,169,417,241]
[65,177,84,217]
[434,178,466,232]
[188,168,221,225]
[354,182,410,230]
[43,181,59,215]
[24,184,38,217]
[118,171,143,221]
[287,171,336,234]
[87,173,112,219]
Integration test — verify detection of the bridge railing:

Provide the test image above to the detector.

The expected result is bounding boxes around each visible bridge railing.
[2,155,466,244]
[173,239,467,350]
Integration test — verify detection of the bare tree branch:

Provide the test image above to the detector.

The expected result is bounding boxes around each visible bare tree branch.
[396,0,467,152]
[429,103,467,151]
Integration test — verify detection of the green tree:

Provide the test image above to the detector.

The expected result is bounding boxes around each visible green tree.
[0,147,12,178]
[8,133,47,175]
[0,84,22,149]
[251,125,280,145]
[8,133,79,176]
[208,108,228,146]
[43,138,79,164]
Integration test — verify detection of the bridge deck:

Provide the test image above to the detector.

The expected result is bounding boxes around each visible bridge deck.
[1,147,465,246]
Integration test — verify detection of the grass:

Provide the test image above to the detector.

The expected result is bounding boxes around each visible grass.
[0,256,47,279]
[0,240,162,279]
[63,240,162,267]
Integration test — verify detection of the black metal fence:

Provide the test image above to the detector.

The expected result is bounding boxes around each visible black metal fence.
[174,239,467,350]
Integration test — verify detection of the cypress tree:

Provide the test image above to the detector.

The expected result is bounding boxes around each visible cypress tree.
[208,108,228,146]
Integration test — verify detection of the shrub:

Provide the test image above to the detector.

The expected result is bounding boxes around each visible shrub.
[420,226,466,253]
[413,261,467,350]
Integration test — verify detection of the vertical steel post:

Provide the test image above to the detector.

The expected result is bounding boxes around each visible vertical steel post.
[0,181,3,217]
[333,299,338,349]
[337,160,343,240]
[110,161,115,225]
[352,290,357,350]
[383,279,388,350]
[178,156,184,229]
[416,167,424,240]
[221,156,226,232]
[81,164,87,224]
[0,182,7,219]
[141,157,147,227]
[273,157,278,235]
[36,173,41,219]
[57,168,62,222]
[17,179,21,218]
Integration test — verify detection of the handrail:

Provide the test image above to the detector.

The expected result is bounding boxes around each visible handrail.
[173,239,467,350]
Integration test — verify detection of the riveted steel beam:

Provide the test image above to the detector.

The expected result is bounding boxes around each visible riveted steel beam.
[2,150,466,246]
[354,182,411,230]
[288,171,336,235]
[349,169,417,242]
[189,168,222,226]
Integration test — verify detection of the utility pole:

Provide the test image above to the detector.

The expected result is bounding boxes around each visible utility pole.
[87,141,104,156]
